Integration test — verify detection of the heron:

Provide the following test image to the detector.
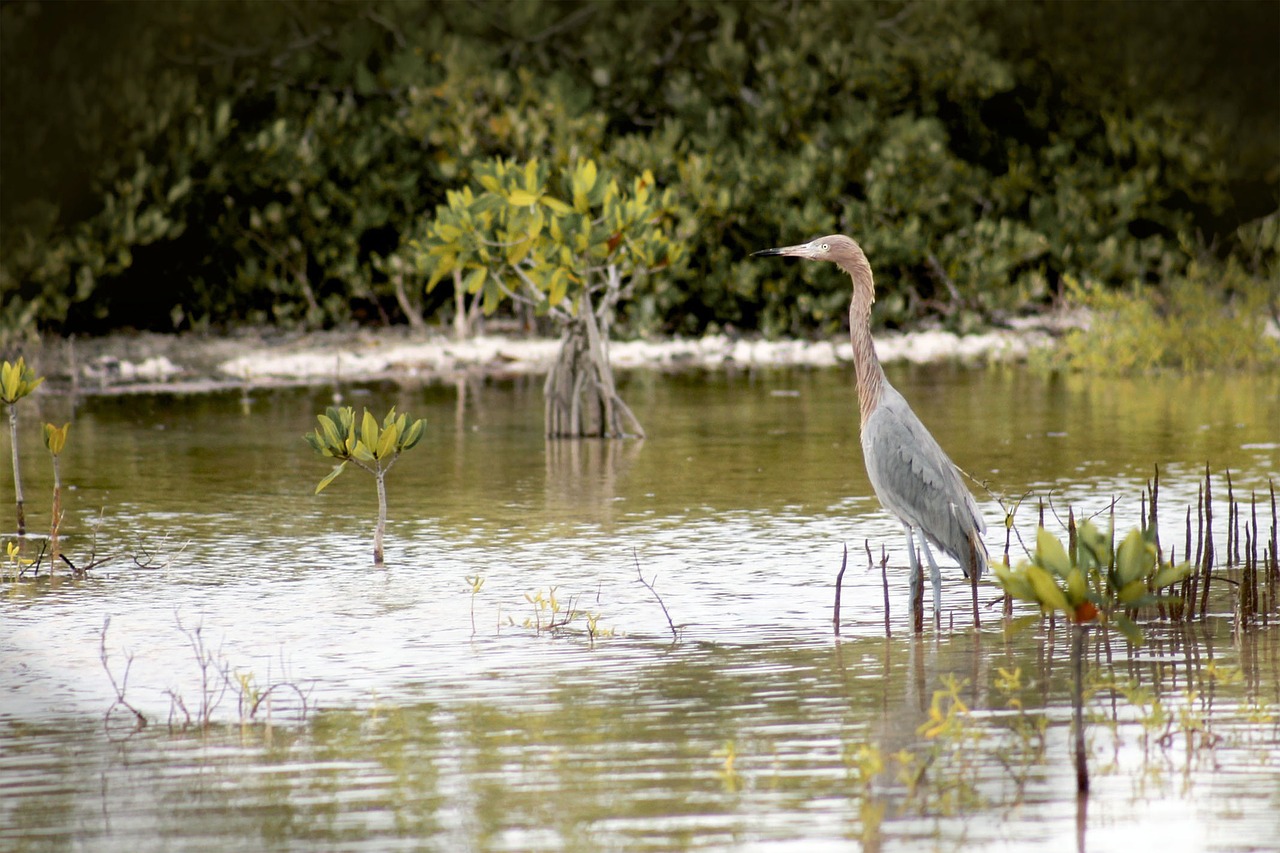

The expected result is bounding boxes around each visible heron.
[753,235,988,623]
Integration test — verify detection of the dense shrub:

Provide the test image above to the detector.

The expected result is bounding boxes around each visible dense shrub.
[2,0,1276,348]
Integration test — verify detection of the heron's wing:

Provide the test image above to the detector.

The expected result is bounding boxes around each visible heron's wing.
[861,385,987,575]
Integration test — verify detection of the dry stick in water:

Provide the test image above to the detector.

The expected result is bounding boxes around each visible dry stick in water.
[1189,484,1204,621]
[862,540,891,638]
[1227,469,1236,567]
[1199,466,1215,619]
[633,548,678,642]
[833,543,848,636]
[1249,493,1260,622]
[1269,481,1278,618]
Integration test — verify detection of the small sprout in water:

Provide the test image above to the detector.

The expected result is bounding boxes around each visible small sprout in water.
[2,357,44,536]
[42,422,70,566]
[305,406,427,566]
[994,520,1192,643]
[714,740,740,791]
[465,574,485,637]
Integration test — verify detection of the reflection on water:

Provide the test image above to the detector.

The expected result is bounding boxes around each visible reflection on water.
[1,364,1278,850]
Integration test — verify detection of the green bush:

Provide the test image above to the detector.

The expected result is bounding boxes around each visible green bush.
[1,1,1275,346]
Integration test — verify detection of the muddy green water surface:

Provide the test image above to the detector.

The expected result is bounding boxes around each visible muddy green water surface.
[2,365,1278,851]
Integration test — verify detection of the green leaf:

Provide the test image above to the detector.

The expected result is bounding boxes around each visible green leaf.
[1115,614,1145,646]
[1036,527,1071,577]
[482,276,501,315]
[1002,613,1043,638]
[547,268,569,306]
[315,461,347,494]
[541,196,572,215]
[361,409,379,451]
[1075,519,1111,570]
[1151,561,1192,589]
[1117,578,1148,604]
[1026,564,1070,614]
[465,267,487,294]
[42,422,69,455]
[996,571,1039,604]
[318,412,343,450]
[400,419,426,451]
[1116,528,1153,586]
[304,431,325,455]
[1066,567,1088,605]
[375,422,398,459]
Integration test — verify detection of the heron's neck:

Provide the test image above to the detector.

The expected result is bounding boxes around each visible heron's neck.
[846,262,884,430]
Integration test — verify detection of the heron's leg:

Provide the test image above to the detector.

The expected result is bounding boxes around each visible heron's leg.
[918,536,944,624]
[904,526,921,620]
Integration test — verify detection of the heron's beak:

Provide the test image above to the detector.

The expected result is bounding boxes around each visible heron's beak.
[752,242,813,258]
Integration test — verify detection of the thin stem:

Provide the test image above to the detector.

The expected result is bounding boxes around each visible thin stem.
[8,403,24,535]
[50,455,62,566]
[1072,623,1090,794]
[374,468,387,566]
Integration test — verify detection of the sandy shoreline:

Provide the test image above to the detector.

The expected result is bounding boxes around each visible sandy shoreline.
[20,315,1075,396]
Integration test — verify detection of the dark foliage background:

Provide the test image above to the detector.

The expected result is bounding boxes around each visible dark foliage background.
[2,0,1276,340]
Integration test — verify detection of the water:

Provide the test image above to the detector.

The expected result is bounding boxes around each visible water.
[2,364,1278,851]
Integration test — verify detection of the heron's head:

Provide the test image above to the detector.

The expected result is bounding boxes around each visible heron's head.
[752,234,864,267]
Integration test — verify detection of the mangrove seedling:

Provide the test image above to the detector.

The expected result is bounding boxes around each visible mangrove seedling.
[1,357,44,536]
[305,406,425,566]
[994,519,1192,794]
[42,422,70,566]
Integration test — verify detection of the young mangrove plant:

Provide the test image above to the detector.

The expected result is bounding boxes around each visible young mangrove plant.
[1,357,44,535]
[304,406,426,566]
[42,422,69,566]
[994,519,1192,794]
[411,157,682,438]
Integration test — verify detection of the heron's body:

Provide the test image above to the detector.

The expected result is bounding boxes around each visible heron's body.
[754,235,987,618]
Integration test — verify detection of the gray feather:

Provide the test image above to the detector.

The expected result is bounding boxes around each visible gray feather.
[861,384,987,578]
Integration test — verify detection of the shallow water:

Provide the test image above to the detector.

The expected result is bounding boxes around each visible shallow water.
[2,364,1278,851]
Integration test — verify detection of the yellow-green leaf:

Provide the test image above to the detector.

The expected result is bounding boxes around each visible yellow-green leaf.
[375,423,398,459]
[401,419,426,451]
[1026,564,1070,614]
[361,409,379,451]
[507,189,540,207]
[1117,578,1148,604]
[319,414,342,451]
[42,422,70,455]
[1115,614,1144,646]
[1116,528,1153,586]
[547,268,569,306]
[315,461,347,494]
[541,196,572,215]
[465,267,487,294]
[1066,567,1088,605]
[1152,561,1192,589]
[1036,527,1071,577]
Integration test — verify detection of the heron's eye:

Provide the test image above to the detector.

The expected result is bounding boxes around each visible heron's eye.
[820,243,829,251]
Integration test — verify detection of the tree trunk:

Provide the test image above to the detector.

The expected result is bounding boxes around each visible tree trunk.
[543,290,644,439]
[390,269,426,331]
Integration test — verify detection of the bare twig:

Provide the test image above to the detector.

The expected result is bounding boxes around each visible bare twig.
[100,616,148,738]
[633,548,678,642]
